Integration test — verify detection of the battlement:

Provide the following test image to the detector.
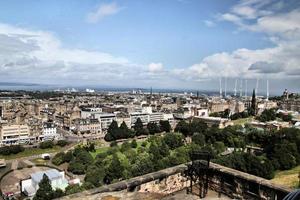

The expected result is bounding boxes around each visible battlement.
[59,162,292,200]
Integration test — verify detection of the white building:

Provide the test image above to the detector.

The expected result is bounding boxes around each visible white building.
[194,116,233,128]
[21,169,69,197]
[0,124,33,145]
[130,112,150,126]
[92,113,116,131]
[81,108,103,119]
[40,122,60,141]
[149,112,164,123]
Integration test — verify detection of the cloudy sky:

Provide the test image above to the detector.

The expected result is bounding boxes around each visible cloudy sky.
[0,0,299,94]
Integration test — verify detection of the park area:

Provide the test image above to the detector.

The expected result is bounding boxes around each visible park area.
[271,165,300,189]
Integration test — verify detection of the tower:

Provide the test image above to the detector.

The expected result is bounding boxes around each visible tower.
[245,79,248,98]
[255,78,259,95]
[239,79,243,97]
[266,79,269,101]
[224,77,227,97]
[234,79,238,97]
[219,77,222,98]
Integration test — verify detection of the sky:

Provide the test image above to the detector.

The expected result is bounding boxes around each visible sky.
[0,0,299,94]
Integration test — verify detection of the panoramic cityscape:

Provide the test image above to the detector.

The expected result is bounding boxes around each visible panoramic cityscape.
[0,0,299,200]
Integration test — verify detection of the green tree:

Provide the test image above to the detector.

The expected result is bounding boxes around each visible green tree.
[106,154,124,181]
[147,122,161,135]
[84,165,105,187]
[159,120,171,132]
[189,119,208,135]
[192,132,206,146]
[163,132,184,150]
[249,89,257,116]
[33,174,53,200]
[52,152,65,166]
[105,120,119,141]
[65,184,83,195]
[133,118,144,136]
[131,139,138,148]
[175,120,190,136]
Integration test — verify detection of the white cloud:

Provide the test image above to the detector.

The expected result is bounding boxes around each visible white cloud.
[86,2,123,23]
[148,63,163,73]
[0,23,149,85]
[203,20,215,27]
[180,1,300,83]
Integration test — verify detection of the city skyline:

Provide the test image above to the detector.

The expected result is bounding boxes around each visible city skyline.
[0,0,300,93]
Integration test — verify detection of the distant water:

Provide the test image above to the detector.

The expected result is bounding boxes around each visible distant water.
[0,85,280,97]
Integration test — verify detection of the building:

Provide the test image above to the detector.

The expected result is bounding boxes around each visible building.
[280,100,300,112]
[81,107,102,118]
[116,113,131,127]
[130,112,150,126]
[40,122,60,141]
[21,169,69,197]
[92,113,116,131]
[73,118,101,134]
[194,116,233,128]
[149,112,164,123]
[0,124,32,145]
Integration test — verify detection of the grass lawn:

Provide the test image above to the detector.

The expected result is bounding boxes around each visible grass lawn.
[232,117,253,125]
[90,140,149,158]
[31,158,49,165]
[271,165,300,189]
[90,146,110,158]
[0,146,62,160]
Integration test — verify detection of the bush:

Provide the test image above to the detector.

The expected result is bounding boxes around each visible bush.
[39,141,54,149]
[131,139,138,148]
[52,152,65,166]
[57,140,68,147]
[68,161,85,174]
[0,145,25,155]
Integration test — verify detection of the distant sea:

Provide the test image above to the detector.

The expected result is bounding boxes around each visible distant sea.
[0,82,280,97]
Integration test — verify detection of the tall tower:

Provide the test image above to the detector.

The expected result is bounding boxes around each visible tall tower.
[255,78,259,95]
[234,79,238,97]
[245,80,248,98]
[224,77,227,97]
[266,79,269,101]
[219,77,222,98]
[239,79,243,97]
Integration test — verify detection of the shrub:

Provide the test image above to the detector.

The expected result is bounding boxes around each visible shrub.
[52,152,65,166]
[39,141,54,149]
[57,140,68,147]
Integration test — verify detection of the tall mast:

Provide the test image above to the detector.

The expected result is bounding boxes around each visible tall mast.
[256,78,259,95]
[224,77,227,97]
[239,79,243,97]
[219,77,222,98]
[245,79,248,98]
[234,79,237,97]
[266,79,269,101]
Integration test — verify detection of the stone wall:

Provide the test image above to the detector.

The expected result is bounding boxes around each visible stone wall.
[59,162,293,200]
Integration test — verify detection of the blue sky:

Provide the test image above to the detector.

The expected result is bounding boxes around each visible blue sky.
[0,0,299,94]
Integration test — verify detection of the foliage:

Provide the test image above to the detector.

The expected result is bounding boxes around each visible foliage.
[105,121,134,141]
[33,174,53,200]
[84,165,105,187]
[163,132,184,150]
[215,152,275,179]
[147,122,161,135]
[133,118,144,136]
[56,140,68,147]
[159,120,171,132]
[257,108,277,122]
[39,141,54,149]
[0,145,24,155]
[175,119,208,137]
[65,184,83,195]
[131,139,137,148]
